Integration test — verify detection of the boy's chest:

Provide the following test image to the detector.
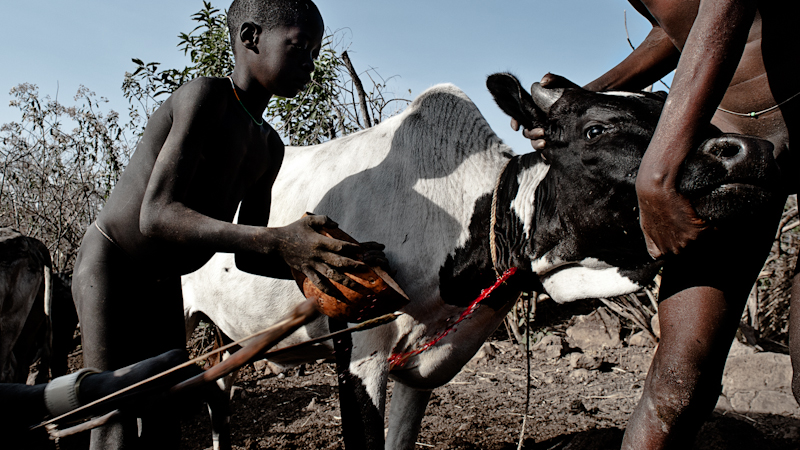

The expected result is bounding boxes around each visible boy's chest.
[184,130,275,217]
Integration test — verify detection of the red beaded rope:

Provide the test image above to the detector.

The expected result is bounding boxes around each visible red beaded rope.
[388,267,518,369]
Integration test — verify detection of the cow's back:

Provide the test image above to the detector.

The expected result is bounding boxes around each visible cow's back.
[182,84,513,359]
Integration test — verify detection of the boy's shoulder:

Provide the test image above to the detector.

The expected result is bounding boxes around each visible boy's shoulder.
[168,76,230,111]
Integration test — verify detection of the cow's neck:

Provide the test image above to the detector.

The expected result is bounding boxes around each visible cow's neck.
[437,154,545,310]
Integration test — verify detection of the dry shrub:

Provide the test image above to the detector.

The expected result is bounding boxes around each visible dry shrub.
[743,195,798,349]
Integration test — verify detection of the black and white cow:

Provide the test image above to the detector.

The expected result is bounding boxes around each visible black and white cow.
[182,73,778,449]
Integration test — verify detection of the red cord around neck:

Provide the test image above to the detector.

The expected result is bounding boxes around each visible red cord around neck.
[388,267,518,369]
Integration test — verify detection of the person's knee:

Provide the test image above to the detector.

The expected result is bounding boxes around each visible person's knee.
[646,360,721,426]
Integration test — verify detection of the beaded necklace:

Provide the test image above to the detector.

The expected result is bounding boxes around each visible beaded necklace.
[716,89,800,119]
[227,76,264,126]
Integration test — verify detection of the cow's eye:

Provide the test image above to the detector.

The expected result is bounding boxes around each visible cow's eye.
[584,125,606,140]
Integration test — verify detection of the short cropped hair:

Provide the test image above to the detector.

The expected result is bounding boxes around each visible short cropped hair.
[227,0,322,43]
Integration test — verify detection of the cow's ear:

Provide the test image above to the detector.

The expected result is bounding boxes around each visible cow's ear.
[487,73,545,130]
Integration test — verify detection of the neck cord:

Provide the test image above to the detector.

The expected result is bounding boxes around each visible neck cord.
[717,90,800,118]
[490,158,513,277]
[227,76,264,126]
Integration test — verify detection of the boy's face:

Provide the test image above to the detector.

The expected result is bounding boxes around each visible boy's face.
[254,15,324,98]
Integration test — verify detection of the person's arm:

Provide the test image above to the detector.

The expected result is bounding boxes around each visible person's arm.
[584,25,679,92]
[636,0,757,258]
[138,80,364,290]
[233,135,293,280]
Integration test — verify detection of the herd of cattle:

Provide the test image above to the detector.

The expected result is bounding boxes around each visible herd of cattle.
[2,73,779,449]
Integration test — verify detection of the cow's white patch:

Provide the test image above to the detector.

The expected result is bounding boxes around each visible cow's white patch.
[511,163,550,237]
[538,257,642,303]
[412,151,501,249]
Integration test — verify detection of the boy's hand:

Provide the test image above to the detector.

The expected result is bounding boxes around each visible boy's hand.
[273,215,366,296]
[359,241,390,272]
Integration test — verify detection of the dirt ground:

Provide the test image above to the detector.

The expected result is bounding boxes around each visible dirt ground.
[170,341,799,450]
[50,302,799,450]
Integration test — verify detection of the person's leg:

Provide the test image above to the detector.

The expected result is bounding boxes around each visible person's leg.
[790,238,800,404]
[73,225,139,449]
[133,275,186,448]
[622,200,784,449]
[73,225,186,449]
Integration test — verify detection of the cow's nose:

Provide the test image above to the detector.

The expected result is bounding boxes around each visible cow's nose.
[700,133,773,169]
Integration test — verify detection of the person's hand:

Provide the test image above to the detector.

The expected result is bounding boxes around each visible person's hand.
[359,241,392,273]
[635,166,707,258]
[511,119,547,150]
[509,73,578,150]
[271,215,365,296]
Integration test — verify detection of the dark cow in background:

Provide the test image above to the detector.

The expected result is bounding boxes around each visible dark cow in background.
[48,271,80,378]
[0,227,53,385]
[182,73,779,449]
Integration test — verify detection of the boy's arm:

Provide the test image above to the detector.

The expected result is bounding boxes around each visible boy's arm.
[139,80,364,290]
[234,161,373,291]
[233,131,292,279]
[636,0,757,257]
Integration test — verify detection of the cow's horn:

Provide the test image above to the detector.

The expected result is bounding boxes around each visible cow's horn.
[530,83,564,115]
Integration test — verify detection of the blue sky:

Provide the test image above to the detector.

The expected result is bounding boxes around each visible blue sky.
[0,0,664,153]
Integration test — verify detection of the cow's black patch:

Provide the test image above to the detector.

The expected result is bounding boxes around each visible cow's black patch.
[521,91,665,285]
[438,157,541,310]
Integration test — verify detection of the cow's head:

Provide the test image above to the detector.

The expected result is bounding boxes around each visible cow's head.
[486,73,780,302]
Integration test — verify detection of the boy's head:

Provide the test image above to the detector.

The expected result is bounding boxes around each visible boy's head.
[227,0,324,97]
[227,0,323,47]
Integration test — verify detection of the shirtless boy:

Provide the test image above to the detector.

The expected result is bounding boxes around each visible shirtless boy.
[72,0,379,448]
[515,1,799,448]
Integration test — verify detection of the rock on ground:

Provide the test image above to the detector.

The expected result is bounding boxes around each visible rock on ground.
[716,350,800,418]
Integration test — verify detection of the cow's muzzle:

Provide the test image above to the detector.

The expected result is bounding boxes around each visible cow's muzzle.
[681,133,781,222]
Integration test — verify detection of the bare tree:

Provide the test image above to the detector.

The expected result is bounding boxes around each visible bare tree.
[0,84,133,271]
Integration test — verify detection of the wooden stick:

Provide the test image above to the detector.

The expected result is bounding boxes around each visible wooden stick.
[36,303,401,433]
[35,299,319,429]
[170,299,320,393]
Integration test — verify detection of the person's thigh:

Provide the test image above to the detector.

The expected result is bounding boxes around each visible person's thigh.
[657,199,785,372]
[73,226,185,368]
[72,226,185,449]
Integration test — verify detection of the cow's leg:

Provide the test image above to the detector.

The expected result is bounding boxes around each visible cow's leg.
[332,319,391,450]
[73,225,186,450]
[621,202,784,450]
[209,330,235,450]
[385,383,432,450]
[206,380,232,450]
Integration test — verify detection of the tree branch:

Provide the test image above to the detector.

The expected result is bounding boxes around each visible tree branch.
[341,51,372,128]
